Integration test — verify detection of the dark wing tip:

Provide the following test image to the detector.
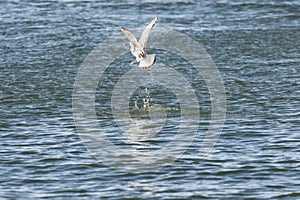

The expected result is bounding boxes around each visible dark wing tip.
[121,27,129,32]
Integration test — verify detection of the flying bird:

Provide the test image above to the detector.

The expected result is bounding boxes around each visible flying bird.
[121,17,157,68]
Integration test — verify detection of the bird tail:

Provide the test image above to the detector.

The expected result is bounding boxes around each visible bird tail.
[139,54,156,68]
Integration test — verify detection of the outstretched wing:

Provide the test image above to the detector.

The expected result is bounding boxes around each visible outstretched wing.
[139,16,157,51]
[121,28,140,48]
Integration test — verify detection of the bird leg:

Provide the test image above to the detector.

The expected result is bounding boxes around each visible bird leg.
[130,60,137,65]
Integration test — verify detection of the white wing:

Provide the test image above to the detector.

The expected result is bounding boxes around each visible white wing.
[139,16,157,51]
[121,28,140,48]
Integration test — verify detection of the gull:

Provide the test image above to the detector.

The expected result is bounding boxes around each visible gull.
[121,17,157,68]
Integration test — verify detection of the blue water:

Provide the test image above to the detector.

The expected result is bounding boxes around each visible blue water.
[1,0,300,199]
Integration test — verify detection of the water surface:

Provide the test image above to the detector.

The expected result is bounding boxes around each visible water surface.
[1,0,300,199]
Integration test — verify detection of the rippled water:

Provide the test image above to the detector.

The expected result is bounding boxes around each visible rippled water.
[1,0,300,199]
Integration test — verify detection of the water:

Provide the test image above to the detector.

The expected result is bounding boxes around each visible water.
[1,0,300,199]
